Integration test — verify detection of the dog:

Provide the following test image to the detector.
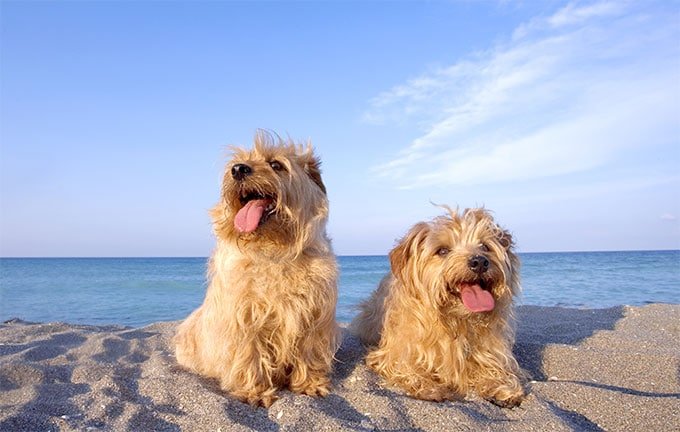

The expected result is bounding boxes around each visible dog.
[351,207,524,407]
[174,131,339,407]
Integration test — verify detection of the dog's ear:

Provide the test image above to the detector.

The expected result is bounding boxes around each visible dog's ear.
[304,155,327,195]
[389,222,430,278]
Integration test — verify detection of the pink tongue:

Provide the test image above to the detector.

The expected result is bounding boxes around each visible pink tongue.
[234,199,271,233]
[460,283,495,312]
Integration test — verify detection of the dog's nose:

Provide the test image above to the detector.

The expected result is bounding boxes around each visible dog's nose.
[468,255,490,274]
[231,163,252,181]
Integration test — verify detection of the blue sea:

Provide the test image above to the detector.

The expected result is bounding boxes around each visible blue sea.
[1,251,678,327]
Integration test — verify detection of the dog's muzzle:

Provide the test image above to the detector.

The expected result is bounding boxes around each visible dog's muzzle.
[232,163,252,181]
[468,255,490,274]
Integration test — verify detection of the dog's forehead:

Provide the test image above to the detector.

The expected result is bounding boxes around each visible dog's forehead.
[230,147,309,171]
[430,215,499,245]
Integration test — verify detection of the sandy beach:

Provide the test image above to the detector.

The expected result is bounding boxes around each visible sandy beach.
[1,303,678,431]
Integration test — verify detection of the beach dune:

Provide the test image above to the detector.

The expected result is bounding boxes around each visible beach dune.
[1,304,678,431]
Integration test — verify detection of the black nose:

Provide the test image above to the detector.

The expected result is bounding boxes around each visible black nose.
[231,163,252,181]
[468,255,490,274]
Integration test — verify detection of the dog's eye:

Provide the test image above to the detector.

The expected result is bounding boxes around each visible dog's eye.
[269,160,285,172]
[436,247,450,257]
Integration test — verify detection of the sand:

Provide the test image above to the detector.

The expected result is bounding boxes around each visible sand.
[1,304,678,432]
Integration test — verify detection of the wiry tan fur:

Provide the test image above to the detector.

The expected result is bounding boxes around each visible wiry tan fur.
[174,132,339,407]
[351,207,525,407]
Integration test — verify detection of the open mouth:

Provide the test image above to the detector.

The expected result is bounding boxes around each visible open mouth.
[234,191,276,233]
[451,279,495,313]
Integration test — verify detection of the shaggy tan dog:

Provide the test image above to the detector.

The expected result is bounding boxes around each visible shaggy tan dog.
[351,207,524,407]
[174,132,339,407]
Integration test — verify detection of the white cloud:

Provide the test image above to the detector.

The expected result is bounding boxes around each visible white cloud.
[366,1,680,189]
[661,213,677,222]
[548,0,626,28]
[499,174,680,206]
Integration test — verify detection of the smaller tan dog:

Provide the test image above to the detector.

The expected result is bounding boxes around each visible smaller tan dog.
[351,207,524,407]
[174,132,339,407]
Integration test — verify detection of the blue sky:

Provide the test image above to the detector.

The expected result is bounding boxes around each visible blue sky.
[1,0,678,257]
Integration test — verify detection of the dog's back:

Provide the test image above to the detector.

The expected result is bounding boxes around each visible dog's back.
[350,274,393,346]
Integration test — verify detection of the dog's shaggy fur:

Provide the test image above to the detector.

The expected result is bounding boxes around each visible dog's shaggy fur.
[351,207,524,407]
[174,132,339,407]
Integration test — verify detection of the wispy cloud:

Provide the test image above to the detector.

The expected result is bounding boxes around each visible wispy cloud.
[660,213,677,222]
[366,1,679,189]
[497,174,680,207]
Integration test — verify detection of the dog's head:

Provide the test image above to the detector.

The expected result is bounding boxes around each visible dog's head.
[389,207,520,315]
[211,131,329,256]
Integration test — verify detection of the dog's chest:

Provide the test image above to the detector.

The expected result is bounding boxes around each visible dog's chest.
[230,258,332,299]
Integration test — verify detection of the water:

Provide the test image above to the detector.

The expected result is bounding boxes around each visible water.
[0,258,206,327]
[1,251,678,327]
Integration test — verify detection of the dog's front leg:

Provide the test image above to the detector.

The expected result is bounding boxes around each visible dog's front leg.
[223,334,279,407]
[288,324,336,397]
[289,363,331,397]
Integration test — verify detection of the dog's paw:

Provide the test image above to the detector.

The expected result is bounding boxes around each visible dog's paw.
[305,384,331,397]
[232,388,278,408]
[291,379,331,398]
[410,386,458,402]
[479,375,525,408]
[296,385,329,397]
[256,393,278,408]
[487,393,524,409]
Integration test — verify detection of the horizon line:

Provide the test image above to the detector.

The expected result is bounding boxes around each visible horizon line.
[1,248,678,259]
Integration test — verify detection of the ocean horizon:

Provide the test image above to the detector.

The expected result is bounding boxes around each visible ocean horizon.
[3,247,679,258]
[1,250,679,327]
